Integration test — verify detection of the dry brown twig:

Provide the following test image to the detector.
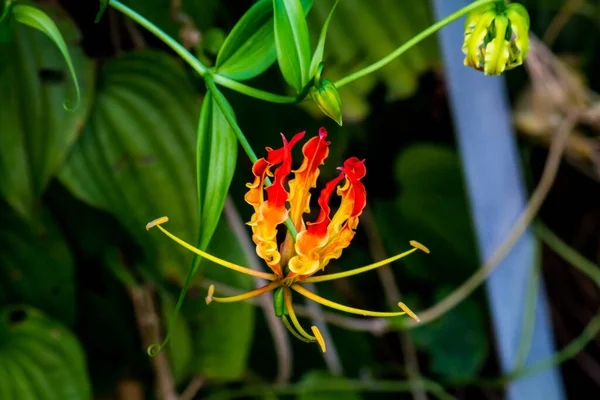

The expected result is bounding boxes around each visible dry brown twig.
[514,34,600,181]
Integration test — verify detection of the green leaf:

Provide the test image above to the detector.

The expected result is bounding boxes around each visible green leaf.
[59,50,200,282]
[297,370,363,400]
[12,4,81,110]
[215,0,274,81]
[0,206,76,327]
[160,295,193,385]
[273,0,312,91]
[182,215,255,380]
[308,0,338,78]
[0,306,91,399]
[410,287,488,381]
[215,0,312,81]
[196,89,237,251]
[95,0,108,23]
[0,4,94,220]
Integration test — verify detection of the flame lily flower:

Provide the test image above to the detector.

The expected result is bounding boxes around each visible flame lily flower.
[147,128,429,352]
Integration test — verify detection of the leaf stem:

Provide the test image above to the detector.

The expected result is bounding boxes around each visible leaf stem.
[213,74,298,104]
[111,0,299,104]
[110,0,207,76]
[334,0,497,88]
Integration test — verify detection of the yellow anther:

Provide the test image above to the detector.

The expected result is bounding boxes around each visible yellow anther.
[146,216,169,230]
[409,240,430,254]
[205,285,215,305]
[398,302,420,323]
[311,326,326,353]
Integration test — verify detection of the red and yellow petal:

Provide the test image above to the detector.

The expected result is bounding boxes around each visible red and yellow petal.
[317,158,366,271]
[287,172,343,276]
[245,132,304,276]
[287,128,331,231]
[327,157,366,236]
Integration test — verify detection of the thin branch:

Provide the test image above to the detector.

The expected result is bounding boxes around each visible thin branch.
[406,111,576,329]
[303,282,344,375]
[362,206,428,400]
[124,18,147,49]
[129,283,178,400]
[543,0,585,47]
[179,376,205,400]
[108,8,123,55]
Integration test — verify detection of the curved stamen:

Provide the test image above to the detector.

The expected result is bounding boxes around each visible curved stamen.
[303,241,429,283]
[283,287,317,342]
[282,315,313,343]
[292,284,418,319]
[146,217,277,281]
[207,282,280,304]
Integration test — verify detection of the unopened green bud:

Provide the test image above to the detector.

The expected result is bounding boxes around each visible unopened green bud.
[462,1,530,75]
[310,79,343,126]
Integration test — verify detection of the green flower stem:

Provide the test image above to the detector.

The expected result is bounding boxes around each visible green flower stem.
[110,0,207,76]
[334,0,498,88]
[213,74,298,104]
[205,76,257,160]
[205,76,298,240]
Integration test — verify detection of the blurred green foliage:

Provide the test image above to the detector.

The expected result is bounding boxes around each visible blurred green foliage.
[0,0,599,398]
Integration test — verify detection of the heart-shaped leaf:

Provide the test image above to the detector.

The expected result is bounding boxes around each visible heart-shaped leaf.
[0,306,91,399]
[59,50,201,282]
[0,206,76,327]
[215,0,312,81]
[273,0,313,91]
[374,144,479,283]
[410,287,488,380]
[0,4,94,220]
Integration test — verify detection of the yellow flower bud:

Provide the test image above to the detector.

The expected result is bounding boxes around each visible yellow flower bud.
[462,2,530,75]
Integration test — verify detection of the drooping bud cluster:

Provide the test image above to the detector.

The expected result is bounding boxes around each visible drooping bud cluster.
[462,1,530,75]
